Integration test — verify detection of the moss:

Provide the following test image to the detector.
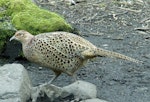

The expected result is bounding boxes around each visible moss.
[0,0,73,54]
[0,0,72,33]
[0,0,72,34]
[12,8,72,34]
[0,0,38,16]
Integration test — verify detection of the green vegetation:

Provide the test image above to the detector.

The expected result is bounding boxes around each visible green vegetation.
[0,0,72,52]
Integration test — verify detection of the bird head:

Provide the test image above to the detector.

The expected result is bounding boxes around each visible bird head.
[10,30,34,43]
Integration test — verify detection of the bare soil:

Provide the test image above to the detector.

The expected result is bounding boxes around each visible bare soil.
[2,0,150,102]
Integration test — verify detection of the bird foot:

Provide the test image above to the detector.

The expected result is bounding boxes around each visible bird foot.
[31,84,47,102]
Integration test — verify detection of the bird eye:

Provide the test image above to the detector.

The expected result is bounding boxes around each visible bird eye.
[16,33,24,37]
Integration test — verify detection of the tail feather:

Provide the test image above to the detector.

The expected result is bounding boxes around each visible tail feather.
[97,48,141,63]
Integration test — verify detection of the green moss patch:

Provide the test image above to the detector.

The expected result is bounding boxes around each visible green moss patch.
[0,0,73,53]
[12,8,72,34]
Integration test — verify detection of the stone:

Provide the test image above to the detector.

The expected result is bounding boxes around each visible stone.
[31,84,65,102]
[31,83,74,102]
[31,80,98,102]
[63,80,97,100]
[0,0,72,55]
[64,0,76,5]
[0,63,32,102]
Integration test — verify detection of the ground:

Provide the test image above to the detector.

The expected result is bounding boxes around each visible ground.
[1,0,150,102]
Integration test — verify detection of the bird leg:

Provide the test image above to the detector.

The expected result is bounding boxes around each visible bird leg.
[72,74,78,82]
[47,72,61,84]
[31,72,61,102]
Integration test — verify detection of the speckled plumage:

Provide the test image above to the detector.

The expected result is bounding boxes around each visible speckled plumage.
[10,30,140,83]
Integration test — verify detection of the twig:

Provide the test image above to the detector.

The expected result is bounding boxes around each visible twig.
[140,17,150,23]
[89,32,104,36]
[134,27,150,31]
[117,7,142,13]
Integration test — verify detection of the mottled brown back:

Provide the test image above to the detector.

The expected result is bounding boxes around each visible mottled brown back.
[23,32,96,75]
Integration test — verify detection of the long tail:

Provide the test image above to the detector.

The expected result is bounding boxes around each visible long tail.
[96,48,141,63]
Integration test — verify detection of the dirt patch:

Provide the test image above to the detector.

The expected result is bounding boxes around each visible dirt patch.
[1,0,150,102]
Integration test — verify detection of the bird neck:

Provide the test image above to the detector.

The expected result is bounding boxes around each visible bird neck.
[22,34,34,44]
[22,36,35,55]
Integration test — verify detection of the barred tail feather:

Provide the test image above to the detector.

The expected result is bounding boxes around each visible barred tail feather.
[97,48,142,63]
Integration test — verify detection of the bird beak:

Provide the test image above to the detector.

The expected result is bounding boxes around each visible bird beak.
[9,36,16,41]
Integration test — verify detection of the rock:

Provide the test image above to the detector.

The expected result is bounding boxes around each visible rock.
[31,83,74,102]
[0,0,73,34]
[31,84,66,102]
[41,84,63,99]
[0,64,32,102]
[0,0,73,57]
[80,98,108,102]
[1,40,22,59]
[63,0,76,5]
[11,9,73,34]
[63,80,97,100]
[31,80,97,102]
[0,20,16,54]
